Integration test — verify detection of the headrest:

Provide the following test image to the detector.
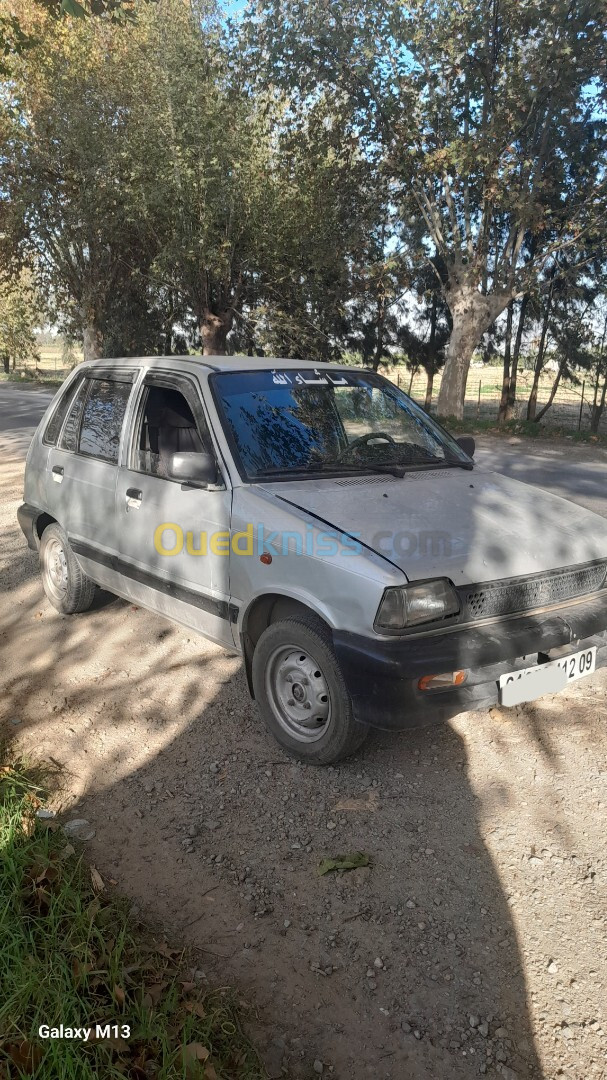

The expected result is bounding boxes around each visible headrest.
[146,389,196,428]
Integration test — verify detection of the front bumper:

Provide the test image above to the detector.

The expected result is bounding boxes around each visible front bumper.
[333,591,607,730]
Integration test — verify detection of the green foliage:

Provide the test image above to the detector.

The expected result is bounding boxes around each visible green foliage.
[244,0,607,412]
[1,0,606,388]
[0,274,41,372]
[0,755,266,1079]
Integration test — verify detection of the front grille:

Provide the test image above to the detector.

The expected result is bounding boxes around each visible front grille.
[461,562,607,621]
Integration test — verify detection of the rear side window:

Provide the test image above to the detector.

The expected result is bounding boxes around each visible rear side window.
[78,379,133,463]
[43,374,84,446]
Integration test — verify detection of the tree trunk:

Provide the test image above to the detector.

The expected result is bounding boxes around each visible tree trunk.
[2,352,9,374]
[590,378,607,434]
[589,315,607,434]
[526,292,553,421]
[200,310,231,356]
[505,293,529,420]
[534,357,566,422]
[437,284,509,420]
[498,302,514,422]
[371,291,386,372]
[82,315,103,364]
[424,369,434,412]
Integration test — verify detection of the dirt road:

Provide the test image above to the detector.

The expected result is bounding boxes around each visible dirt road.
[1,384,606,1079]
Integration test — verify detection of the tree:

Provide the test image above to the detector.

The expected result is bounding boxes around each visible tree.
[246,0,607,417]
[0,273,41,373]
[0,3,165,360]
[525,263,601,420]
[589,312,607,433]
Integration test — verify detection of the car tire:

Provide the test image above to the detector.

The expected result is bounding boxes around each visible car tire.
[252,615,369,765]
[39,523,96,614]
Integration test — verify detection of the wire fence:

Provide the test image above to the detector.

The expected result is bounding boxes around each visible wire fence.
[389,369,607,434]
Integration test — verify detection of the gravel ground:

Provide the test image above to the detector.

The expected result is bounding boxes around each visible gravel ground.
[1,390,606,1080]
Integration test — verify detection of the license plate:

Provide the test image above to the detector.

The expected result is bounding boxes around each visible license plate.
[499,646,597,707]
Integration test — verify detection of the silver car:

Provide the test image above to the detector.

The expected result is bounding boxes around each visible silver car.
[18,356,607,764]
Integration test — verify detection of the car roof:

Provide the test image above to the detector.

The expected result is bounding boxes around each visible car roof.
[81,355,371,375]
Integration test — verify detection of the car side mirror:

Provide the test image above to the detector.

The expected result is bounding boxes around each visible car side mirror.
[168,451,218,488]
[456,436,475,459]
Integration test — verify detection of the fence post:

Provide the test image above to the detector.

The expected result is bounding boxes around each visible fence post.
[578,381,585,432]
[397,373,401,389]
[477,380,482,419]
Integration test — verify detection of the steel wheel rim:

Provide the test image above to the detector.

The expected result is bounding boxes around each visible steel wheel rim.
[265,644,332,743]
[43,537,68,602]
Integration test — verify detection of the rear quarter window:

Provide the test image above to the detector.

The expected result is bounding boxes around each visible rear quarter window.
[42,373,84,446]
[59,378,90,452]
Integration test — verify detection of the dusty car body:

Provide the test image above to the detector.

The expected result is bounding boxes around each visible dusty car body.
[18,355,607,763]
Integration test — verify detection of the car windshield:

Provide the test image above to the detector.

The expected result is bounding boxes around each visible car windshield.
[212,368,472,480]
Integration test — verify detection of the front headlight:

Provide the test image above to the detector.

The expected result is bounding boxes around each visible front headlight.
[374,579,460,631]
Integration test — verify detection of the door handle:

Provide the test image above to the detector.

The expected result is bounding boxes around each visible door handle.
[52,466,64,484]
[126,487,143,509]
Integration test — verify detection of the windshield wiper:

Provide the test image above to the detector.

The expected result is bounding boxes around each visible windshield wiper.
[254,455,472,479]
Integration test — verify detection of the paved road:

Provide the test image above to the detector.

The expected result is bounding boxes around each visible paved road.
[0,383,55,460]
[1,381,606,516]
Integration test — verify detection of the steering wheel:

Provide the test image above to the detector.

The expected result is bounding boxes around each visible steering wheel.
[338,431,397,460]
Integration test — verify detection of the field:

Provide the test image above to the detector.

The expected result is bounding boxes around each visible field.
[5,342,604,434]
[388,364,605,433]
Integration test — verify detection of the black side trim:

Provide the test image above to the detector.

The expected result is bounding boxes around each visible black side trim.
[70,538,238,622]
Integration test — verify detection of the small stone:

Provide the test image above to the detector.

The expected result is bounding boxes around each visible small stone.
[367,979,377,991]
[209,762,219,774]
[478,1022,489,1038]
[413,1029,422,1040]
[495,1027,508,1039]
[547,961,558,974]
[401,1022,412,1033]
[561,1026,573,1039]
[326,821,337,830]
[406,900,415,909]
[469,1015,480,1029]
[373,957,383,969]
[63,819,96,841]
[10,717,21,726]
[36,808,56,820]
[447,931,456,942]
[313,1061,324,1075]
[283,919,291,928]
[205,820,220,831]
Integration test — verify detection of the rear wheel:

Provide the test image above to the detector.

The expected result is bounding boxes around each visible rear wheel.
[252,615,369,764]
[40,523,96,614]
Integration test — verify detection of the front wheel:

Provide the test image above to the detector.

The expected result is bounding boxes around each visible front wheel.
[40,523,96,614]
[251,615,369,765]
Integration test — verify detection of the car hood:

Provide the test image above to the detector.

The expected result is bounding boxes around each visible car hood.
[260,467,607,585]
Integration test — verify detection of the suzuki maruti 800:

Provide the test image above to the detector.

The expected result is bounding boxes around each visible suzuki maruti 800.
[18,356,607,763]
